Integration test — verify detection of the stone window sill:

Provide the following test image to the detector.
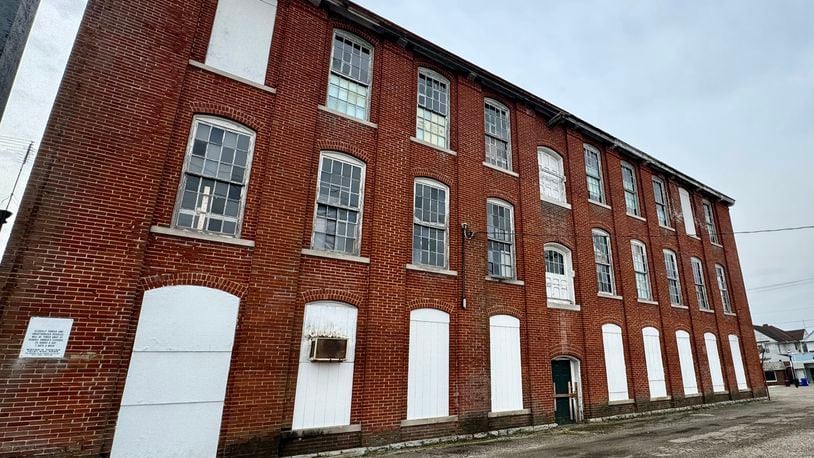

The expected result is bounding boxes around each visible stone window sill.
[608,399,635,406]
[699,308,715,314]
[188,60,276,94]
[301,248,370,264]
[637,299,659,305]
[150,226,255,247]
[671,304,689,309]
[724,311,737,317]
[688,234,701,240]
[401,415,457,427]
[410,136,457,156]
[482,161,519,177]
[659,225,676,232]
[488,408,530,418]
[318,105,377,128]
[589,200,612,210]
[650,396,672,401]
[598,293,624,301]
[626,213,646,222]
[406,264,457,276]
[284,424,361,437]
[485,276,525,286]
[547,300,580,311]
[542,198,572,210]
[711,242,724,248]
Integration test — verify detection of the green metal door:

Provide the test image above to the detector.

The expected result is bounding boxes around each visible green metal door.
[552,359,573,424]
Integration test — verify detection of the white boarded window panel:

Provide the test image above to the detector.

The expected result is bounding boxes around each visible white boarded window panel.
[704,332,726,393]
[205,0,277,84]
[292,302,358,430]
[642,327,667,398]
[489,315,523,412]
[407,309,449,420]
[728,335,749,390]
[602,324,629,401]
[111,286,240,457]
[675,330,699,395]
[678,188,696,237]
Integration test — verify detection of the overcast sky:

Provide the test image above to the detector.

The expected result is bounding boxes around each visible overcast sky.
[1,0,812,330]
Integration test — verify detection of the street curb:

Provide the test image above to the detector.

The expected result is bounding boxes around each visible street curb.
[587,396,769,423]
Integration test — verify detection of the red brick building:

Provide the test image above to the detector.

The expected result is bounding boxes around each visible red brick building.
[0,0,765,455]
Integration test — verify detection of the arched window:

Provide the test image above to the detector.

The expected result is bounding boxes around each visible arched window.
[173,115,255,237]
[715,264,732,313]
[538,147,567,205]
[642,327,667,399]
[691,257,710,310]
[412,178,449,268]
[311,151,366,255]
[663,249,683,305]
[652,176,671,227]
[584,144,605,203]
[704,332,726,393]
[489,315,523,413]
[407,308,450,420]
[544,243,575,305]
[592,229,615,295]
[416,68,450,149]
[728,334,749,391]
[326,30,374,120]
[675,330,699,395]
[630,240,652,301]
[486,199,515,279]
[484,99,512,171]
[601,323,629,401]
[620,161,640,216]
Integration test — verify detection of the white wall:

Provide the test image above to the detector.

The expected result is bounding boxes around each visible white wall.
[704,332,726,393]
[111,286,240,458]
[489,315,523,413]
[642,327,667,399]
[292,302,358,430]
[205,0,278,84]
[602,323,629,402]
[407,309,449,420]
[676,330,699,395]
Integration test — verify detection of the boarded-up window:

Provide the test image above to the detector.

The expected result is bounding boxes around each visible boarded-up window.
[407,309,449,419]
[205,0,278,84]
[489,315,523,412]
[292,302,358,429]
[602,323,629,401]
[704,332,726,393]
[676,330,699,395]
[728,335,749,391]
[642,327,667,398]
[679,188,697,236]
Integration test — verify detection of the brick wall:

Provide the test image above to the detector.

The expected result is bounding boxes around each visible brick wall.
[0,0,765,456]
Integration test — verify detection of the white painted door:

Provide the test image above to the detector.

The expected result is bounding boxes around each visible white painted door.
[602,324,629,402]
[704,332,726,393]
[675,330,699,395]
[489,315,523,413]
[292,302,357,429]
[728,335,749,390]
[642,327,667,398]
[407,308,449,420]
[111,286,240,457]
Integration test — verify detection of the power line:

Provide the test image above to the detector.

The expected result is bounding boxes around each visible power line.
[747,277,814,292]
[475,224,814,239]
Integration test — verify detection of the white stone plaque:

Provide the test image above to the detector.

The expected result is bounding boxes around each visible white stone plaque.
[19,317,74,358]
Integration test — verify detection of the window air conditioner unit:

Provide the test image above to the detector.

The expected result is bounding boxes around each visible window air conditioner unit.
[309,337,348,362]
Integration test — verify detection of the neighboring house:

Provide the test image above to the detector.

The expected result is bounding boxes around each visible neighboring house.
[754,324,813,385]
[0,0,765,456]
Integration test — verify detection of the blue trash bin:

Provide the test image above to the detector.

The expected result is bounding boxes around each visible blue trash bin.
[801,378,809,386]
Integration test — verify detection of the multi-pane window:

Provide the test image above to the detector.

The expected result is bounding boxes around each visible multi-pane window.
[174,116,254,236]
[631,241,652,300]
[544,244,574,303]
[312,151,365,254]
[703,200,720,244]
[326,31,373,120]
[487,200,515,279]
[621,162,640,216]
[412,179,449,268]
[584,144,605,203]
[663,249,682,305]
[652,177,671,227]
[691,257,710,310]
[416,69,449,148]
[538,148,567,204]
[592,230,615,294]
[484,100,511,170]
[715,264,732,313]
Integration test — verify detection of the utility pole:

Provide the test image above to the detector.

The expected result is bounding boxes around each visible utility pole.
[0,140,32,232]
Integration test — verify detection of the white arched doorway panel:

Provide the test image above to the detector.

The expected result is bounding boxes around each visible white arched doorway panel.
[111,285,240,457]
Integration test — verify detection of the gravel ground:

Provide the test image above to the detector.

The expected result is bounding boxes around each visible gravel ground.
[376,386,814,457]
